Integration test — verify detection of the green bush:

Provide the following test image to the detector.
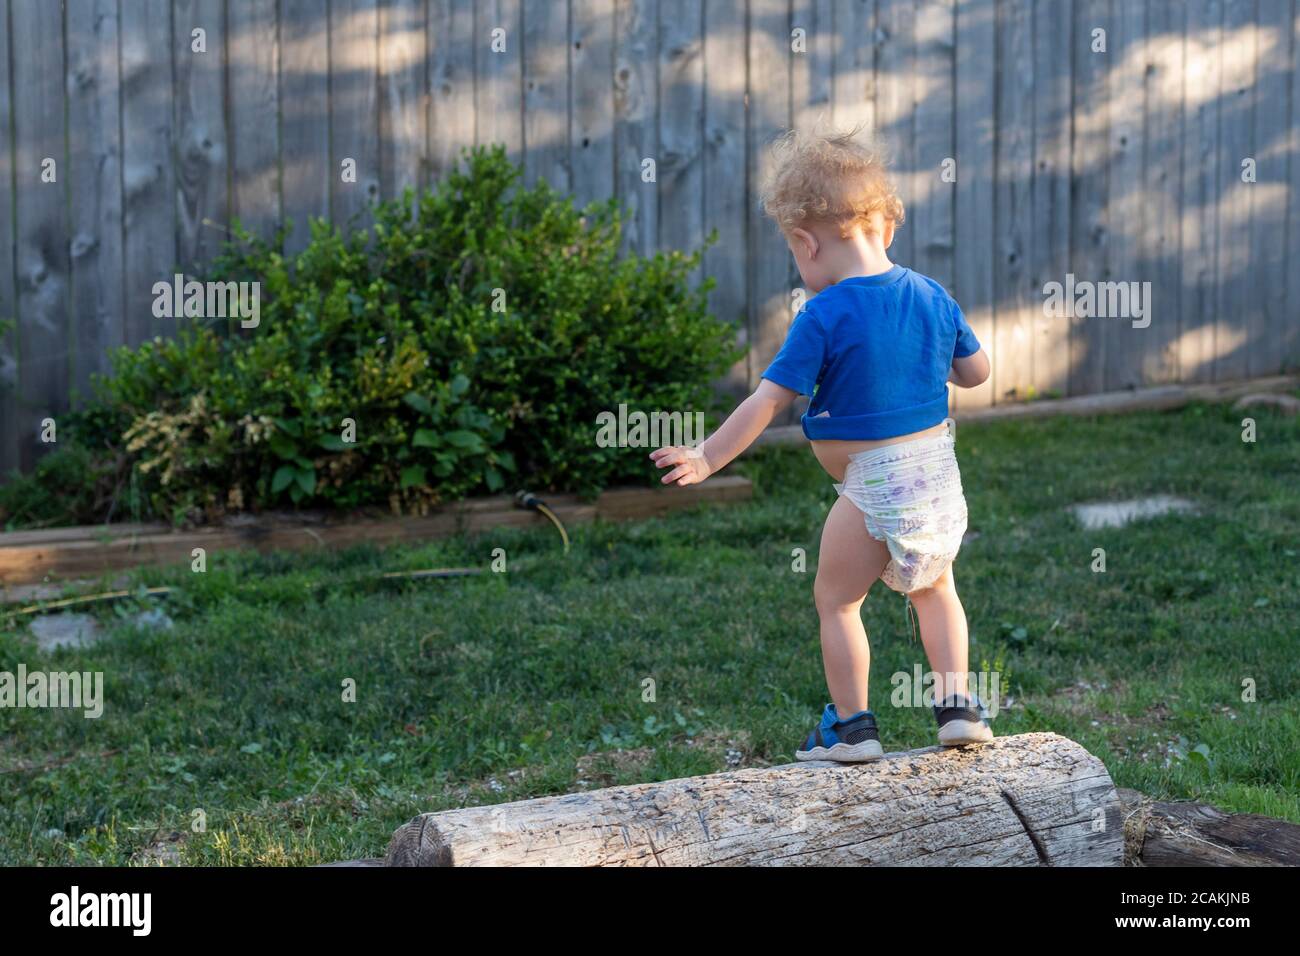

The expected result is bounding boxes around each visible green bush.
[0,146,741,527]
[0,443,121,529]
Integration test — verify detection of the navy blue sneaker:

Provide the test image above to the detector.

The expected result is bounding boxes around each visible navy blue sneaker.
[934,693,994,745]
[796,704,883,762]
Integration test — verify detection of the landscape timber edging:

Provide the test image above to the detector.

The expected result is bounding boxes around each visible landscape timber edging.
[0,475,752,587]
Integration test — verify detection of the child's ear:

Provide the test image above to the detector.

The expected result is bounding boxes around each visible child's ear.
[882,219,896,250]
[789,227,818,260]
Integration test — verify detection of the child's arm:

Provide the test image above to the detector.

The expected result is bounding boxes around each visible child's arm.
[650,379,798,486]
[948,349,991,389]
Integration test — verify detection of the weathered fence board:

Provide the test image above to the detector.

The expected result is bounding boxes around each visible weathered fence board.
[831,0,875,133]
[911,0,954,294]
[228,0,281,237]
[614,0,659,257]
[1287,0,1300,373]
[119,0,177,353]
[379,0,427,202]
[281,0,332,254]
[793,0,834,136]
[1251,0,1292,380]
[476,0,524,158]
[331,0,382,228]
[0,0,1298,481]
[1142,0,1185,386]
[875,0,914,269]
[11,0,71,472]
[66,0,126,405]
[1104,0,1143,392]
[993,0,1033,403]
[0,0,16,475]
[1069,0,1111,398]
[1179,0,1225,386]
[427,0,477,184]
[523,0,571,191]
[952,0,995,412]
[1030,0,1072,399]
[569,0,616,207]
[658,0,706,262]
[748,0,795,421]
[174,0,230,268]
[1214,0,1256,385]
[701,0,748,396]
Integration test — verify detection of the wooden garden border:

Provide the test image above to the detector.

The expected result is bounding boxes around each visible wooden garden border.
[0,476,752,588]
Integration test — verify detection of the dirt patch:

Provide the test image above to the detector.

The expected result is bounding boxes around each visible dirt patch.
[574,747,657,788]
[685,729,755,767]
[1045,681,1180,761]
[573,731,757,789]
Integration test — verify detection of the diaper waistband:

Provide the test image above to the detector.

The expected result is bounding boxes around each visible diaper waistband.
[846,429,955,468]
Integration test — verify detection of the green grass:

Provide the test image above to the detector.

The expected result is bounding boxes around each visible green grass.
[1,398,1298,865]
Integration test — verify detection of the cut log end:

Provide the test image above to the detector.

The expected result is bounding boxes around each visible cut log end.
[385,815,453,868]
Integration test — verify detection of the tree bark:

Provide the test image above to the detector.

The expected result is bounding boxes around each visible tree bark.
[1117,788,1300,867]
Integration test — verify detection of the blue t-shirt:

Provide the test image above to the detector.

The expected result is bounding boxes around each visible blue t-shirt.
[761,265,980,440]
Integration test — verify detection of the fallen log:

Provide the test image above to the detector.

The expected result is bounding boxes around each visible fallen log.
[1117,788,1300,867]
[386,732,1123,866]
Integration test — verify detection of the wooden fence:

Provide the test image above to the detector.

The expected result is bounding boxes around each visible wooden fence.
[1,0,1298,475]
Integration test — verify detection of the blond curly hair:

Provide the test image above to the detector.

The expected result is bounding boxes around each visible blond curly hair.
[758,124,905,238]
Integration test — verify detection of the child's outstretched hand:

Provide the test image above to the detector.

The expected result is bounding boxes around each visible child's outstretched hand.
[650,445,713,486]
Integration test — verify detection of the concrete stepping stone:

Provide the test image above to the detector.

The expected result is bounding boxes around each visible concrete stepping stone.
[1070,495,1196,531]
[28,607,173,651]
[29,613,102,651]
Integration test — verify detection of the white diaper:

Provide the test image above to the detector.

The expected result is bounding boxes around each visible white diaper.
[832,430,968,593]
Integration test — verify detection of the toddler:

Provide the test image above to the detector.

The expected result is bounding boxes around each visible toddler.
[651,126,994,761]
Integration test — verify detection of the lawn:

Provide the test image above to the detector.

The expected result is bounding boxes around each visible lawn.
[1,398,1297,865]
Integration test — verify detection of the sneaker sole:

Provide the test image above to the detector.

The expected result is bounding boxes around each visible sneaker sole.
[938,720,995,746]
[796,740,884,762]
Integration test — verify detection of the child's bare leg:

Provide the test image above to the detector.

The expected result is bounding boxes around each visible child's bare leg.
[907,566,970,703]
[814,496,891,715]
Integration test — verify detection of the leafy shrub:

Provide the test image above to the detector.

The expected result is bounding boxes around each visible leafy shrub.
[1,146,741,527]
[0,443,121,529]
